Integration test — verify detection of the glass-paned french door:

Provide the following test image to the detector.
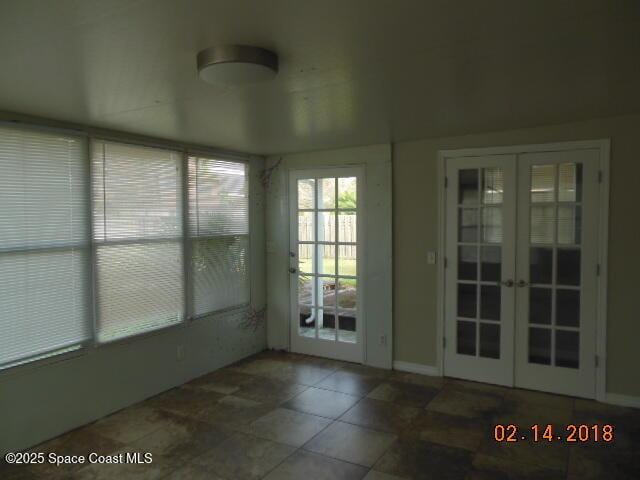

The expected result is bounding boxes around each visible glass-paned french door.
[289,167,363,363]
[444,148,601,398]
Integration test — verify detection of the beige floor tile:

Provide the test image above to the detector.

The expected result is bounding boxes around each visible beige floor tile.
[426,386,504,421]
[241,408,332,447]
[412,410,487,452]
[262,450,368,480]
[339,398,422,434]
[283,387,360,419]
[315,370,382,397]
[374,435,473,480]
[468,453,566,480]
[367,381,439,408]
[304,421,396,467]
[192,432,295,480]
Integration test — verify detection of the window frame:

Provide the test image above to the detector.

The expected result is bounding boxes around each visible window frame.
[186,153,252,320]
[0,119,254,374]
[0,123,93,371]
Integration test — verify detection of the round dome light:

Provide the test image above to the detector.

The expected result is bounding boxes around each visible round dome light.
[197,45,278,86]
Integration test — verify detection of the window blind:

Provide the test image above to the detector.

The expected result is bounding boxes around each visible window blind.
[92,140,184,343]
[188,156,249,316]
[0,125,90,369]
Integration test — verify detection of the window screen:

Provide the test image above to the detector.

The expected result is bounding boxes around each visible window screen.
[0,125,90,368]
[92,140,184,343]
[188,155,249,316]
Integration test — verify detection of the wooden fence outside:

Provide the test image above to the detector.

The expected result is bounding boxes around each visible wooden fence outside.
[298,214,356,259]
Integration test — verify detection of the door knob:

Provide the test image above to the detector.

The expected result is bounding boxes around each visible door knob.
[289,267,297,274]
[517,280,529,288]
[500,279,514,287]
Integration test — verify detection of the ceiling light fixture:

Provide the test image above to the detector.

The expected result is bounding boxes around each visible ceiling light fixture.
[197,45,278,86]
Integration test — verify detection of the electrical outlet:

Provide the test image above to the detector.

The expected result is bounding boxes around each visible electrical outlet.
[176,345,185,362]
[379,335,387,347]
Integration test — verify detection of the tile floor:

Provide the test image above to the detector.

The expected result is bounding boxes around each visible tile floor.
[2,350,639,479]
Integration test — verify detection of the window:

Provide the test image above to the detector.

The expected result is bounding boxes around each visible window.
[92,140,184,343]
[188,155,249,316]
[0,126,90,368]
[0,125,252,367]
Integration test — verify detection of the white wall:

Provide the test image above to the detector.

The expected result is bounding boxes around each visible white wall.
[265,144,393,369]
[0,158,267,455]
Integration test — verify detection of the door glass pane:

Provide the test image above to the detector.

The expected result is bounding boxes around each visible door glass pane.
[530,247,552,284]
[479,323,500,359]
[457,321,476,356]
[530,206,554,243]
[457,283,477,318]
[480,285,500,321]
[338,245,356,276]
[556,289,580,327]
[337,278,357,311]
[337,278,357,344]
[298,179,315,209]
[318,307,336,341]
[319,244,336,275]
[480,246,501,282]
[559,163,582,202]
[458,246,478,281]
[558,205,581,244]
[319,212,335,242]
[482,167,503,204]
[531,165,555,202]
[319,178,335,209]
[298,244,313,274]
[338,213,356,243]
[298,212,314,241]
[459,169,479,205]
[557,249,580,285]
[299,307,315,338]
[529,327,551,365]
[556,330,579,369]
[459,208,478,242]
[338,177,357,209]
[317,276,336,308]
[481,207,502,243]
[338,311,356,343]
[529,288,552,325]
[298,275,314,306]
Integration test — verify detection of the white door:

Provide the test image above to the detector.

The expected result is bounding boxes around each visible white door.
[443,147,602,398]
[444,155,517,386]
[514,150,599,398]
[289,168,364,363]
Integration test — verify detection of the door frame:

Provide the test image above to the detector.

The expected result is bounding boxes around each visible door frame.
[437,139,610,401]
[288,166,366,364]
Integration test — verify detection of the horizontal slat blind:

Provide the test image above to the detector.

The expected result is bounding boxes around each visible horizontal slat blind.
[92,140,184,343]
[0,126,90,368]
[188,156,249,316]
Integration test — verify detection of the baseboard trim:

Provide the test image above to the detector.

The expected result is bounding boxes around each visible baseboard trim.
[393,361,440,377]
[605,393,640,409]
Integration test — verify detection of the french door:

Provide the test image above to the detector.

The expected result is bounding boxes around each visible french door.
[444,147,601,398]
[289,168,363,363]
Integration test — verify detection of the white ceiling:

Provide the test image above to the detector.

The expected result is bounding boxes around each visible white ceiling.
[0,0,639,155]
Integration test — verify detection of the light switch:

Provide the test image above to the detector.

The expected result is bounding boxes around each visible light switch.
[427,251,437,265]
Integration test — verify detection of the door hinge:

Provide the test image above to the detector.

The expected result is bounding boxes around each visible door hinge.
[444,257,448,268]
[444,176,448,188]
[596,264,601,276]
[443,337,446,349]
[598,170,603,183]
[595,354,599,368]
